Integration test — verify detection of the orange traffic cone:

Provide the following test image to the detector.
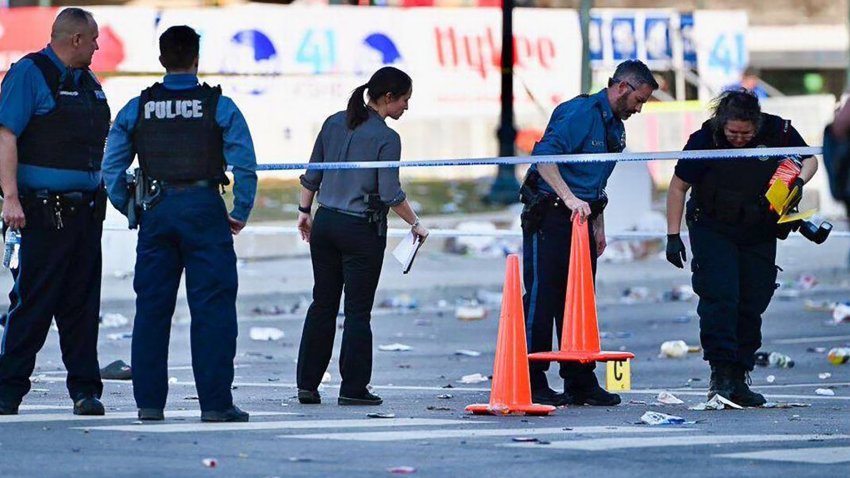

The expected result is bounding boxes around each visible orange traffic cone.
[466,255,556,416]
[528,216,634,364]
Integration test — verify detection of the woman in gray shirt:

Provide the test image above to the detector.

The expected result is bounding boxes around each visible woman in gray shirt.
[295,67,429,406]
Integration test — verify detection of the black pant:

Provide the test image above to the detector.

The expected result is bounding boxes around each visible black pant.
[688,214,777,371]
[522,202,598,392]
[0,200,103,405]
[297,207,386,397]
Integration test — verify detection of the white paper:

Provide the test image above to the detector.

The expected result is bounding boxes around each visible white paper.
[392,231,421,273]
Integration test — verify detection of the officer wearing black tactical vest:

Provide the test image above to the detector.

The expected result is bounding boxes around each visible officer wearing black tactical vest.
[665,90,818,406]
[0,8,109,416]
[102,25,258,422]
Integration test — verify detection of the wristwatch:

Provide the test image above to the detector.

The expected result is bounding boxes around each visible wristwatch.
[298,205,311,214]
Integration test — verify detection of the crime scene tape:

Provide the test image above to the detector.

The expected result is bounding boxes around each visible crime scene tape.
[253,146,822,172]
[102,224,850,239]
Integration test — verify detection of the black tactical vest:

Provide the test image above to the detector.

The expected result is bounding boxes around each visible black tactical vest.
[15,52,111,171]
[693,113,791,225]
[134,83,226,183]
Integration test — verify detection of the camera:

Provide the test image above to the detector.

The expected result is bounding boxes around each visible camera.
[798,216,832,244]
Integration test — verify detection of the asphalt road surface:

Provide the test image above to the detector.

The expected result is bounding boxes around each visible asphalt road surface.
[0,243,848,477]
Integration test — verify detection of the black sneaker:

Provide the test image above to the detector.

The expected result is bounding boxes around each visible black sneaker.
[338,392,383,406]
[566,385,622,406]
[201,406,249,423]
[531,387,570,406]
[298,389,321,404]
[73,397,105,416]
[0,398,19,415]
[138,408,165,421]
[708,363,736,401]
[730,367,767,407]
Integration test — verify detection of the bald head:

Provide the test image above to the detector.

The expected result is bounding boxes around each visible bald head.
[51,8,94,41]
[49,8,99,68]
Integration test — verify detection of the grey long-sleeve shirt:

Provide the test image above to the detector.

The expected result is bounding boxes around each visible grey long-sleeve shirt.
[300,109,406,215]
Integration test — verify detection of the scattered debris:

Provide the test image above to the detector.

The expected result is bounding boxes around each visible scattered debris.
[367,413,396,419]
[796,273,818,290]
[804,300,838,312]
[455,304,487,321]
[458,373,489,384]
[426,406,451,411]
[249,327,285,341]
[288,457,313,463]
[640,411,686,425]
[100,313,130,328]
[454,350,481,357]
[766,375,776,384]
[511,437,539,442]
[827,347,849,365]
[476,289,503,306]
[819,372,832,380]
[620,286,651,304]
[202,458,217,468]
[379,294,418,310]
[168,377,178,385]
[321,372,332,384]
[655,392,684,405]
[663,285,696,302]
[106,332,132,341]
[100,360,132,380]
[807,347,827,354]
[832,303,850,324]
[386,466,417,474]
[436,394,453,399]
[815,388,835,396]
[378,343,413,352]
[659,340,689,359]
[689,395,743,411]
[754,351,795,368]
[628,400,648,405]
[761,402,811,409]
[251,305,288,316]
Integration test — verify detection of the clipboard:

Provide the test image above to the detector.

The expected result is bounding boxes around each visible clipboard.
[391,230,423,274]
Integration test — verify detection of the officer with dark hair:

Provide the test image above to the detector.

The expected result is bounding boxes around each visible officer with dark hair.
[665,90,817,406]
[521,59,658,406]
[0,8,109,416]
[102,25,257,422]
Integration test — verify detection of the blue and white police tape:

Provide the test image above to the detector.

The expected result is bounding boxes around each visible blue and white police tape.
[252,146,823,172]
[102,224,850,239]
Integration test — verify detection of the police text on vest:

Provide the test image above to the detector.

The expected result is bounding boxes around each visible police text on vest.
[144,100,203,120]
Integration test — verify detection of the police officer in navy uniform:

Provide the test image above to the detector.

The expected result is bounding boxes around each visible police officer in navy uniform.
[665,90,817,406]
[521,60,657,407]
[102,26,257,422]
[0,8,109,416]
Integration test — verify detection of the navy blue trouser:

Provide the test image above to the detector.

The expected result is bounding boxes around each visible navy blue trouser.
[0,198,103,405]
[688,215,777,371]
[297,207,386,397]
[522,203,598,392]
[132,187,238,412]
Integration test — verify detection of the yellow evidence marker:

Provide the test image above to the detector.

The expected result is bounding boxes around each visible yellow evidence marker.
[606,359,631,391]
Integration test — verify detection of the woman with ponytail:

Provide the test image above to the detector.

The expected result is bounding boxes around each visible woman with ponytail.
[295,67,428,406]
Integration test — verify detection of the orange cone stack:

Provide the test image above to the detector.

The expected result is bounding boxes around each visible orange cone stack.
[466,255,556,416]
[528,217,634,364]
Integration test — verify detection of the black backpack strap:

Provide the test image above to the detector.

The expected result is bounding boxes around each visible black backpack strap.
[23,52,62,99]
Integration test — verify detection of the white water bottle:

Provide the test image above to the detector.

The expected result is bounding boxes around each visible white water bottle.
[3,228,20,269]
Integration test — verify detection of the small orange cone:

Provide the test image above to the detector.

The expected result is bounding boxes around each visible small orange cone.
[528,217,634,364]
[466,255,556,416]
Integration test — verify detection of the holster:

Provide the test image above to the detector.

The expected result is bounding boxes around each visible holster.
[364,193,389,237]
[519,169,608,233]
[126,168,163,229]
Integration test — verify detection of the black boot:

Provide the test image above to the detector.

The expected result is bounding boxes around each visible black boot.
[708,363,735,401]
[531,387,570,406]
[730,367,766,407]
[564,368,621,406]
